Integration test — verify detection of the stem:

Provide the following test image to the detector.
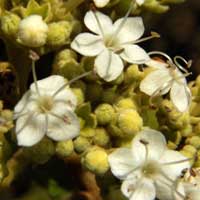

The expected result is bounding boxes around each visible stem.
[53,71,92,98]
[65,0,85,13]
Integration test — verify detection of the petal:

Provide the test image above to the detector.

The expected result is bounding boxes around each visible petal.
[71,33,105,56]
[47,110,80,141]
[114,17,144,44]
[95,49,124,82]
[93,0,110,7]
[30,75,66,95]
[136,0,145,5]
[131,128,167,165]
[84,11,113,36]
[155,178,185,200]
[108,148,136,180]
[170,81,191,112]
[14,91,31,115]
[121,177,156,200]
[120,44,150,64]
[16,113,46,146]
[54,88,77,112]
[160,150,191,180]
[140,68,172,96]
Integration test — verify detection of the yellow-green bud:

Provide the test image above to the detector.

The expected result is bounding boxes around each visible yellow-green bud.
[0,12,20,37]
[82,146,109,174]
[23,138,55,164]
[71,88,85,105]
[47,21,72,46]
[80,127,95,138]
[186,136,200,149]
[107,124,124,138]
[180,145,197,165]
[110,72,124,85]
[17,15,48,47]
[124,64,143,84]
[190,102,200,117]
[117,109,143,136]
[115,98,137,110]
[95,104,115,125]
[102,87,117,104]
[56,140,74,157]
[194,151,200,167]
[180,124,193,137]
[93,128,110,147]
[74,136,91,153]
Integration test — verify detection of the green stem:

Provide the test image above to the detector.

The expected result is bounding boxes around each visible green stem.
[65,0,85,13]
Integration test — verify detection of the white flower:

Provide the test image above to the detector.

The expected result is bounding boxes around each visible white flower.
[140,58,191,112]
[14,75,80,147]
[71,11,150,82]
[17,15,48,47]
[93,0,145,8]
[108,128,190,200]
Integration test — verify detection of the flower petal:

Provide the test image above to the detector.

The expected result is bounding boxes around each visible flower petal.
[120,44,150,64]
[170,81,191,112]
[71,33,105,56]
[47,110,80,141]
[114,17,144,44]
[108,148,136,180]
[30,75,66,95]
[93,0,110,7]
[136,0,145,5]
[16,113,46,146]
[131,128,167,165]
[121,177,156,200]
[84,11,113,36]
[95,49,124,82]
[145,59,168,69]
[140,68,172,96]
[160,150,191,180]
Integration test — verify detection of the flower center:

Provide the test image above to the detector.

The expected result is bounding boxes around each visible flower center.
[104,34,120,51]
[141,161,161,178]
[37,95,54,113]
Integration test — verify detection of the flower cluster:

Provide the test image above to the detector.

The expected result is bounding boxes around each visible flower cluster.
[0,0,199,199]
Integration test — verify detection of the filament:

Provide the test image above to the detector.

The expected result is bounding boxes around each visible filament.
[148,51,173,63]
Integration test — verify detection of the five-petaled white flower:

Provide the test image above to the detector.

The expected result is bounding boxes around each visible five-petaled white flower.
[108,128,190,200]
[14,75,80,147]
[93,0,145,8]
[140,56,192,112]
[71,11,150,82]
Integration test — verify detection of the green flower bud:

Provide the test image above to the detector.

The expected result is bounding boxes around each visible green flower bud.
[180,124,193,137]
[56,140,74,157]
[194,151,200,167]
[124,64,143,84]
[110,72,124,85]
[107,124,124,138]
[117,109,143,136]
[47,21,72,46]
[186,136,200,149]
[0,163,8,183]
[95,104,115,125]
[17,15,48,47]
[71,88,85,105]
[74,136,91,153]
[81,146,109,175]
[93,128,110,147]
[190,102,200,117]
[102,87,117,104]
[180,145,197,165]
[194,123,200,135]
[115,98,137,110]
[0,12,20,37]
[23,138,55,164]
[80,127,95,138]
[53,49,84,80]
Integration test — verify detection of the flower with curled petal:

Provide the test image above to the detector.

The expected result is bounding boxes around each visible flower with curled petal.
[108,128,190,200]
[71,10,151,82]
[140,54,192,112]
[14,75,80,146]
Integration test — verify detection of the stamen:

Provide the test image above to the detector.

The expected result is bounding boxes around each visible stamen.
[52,71,92,98]
[148,51,173,63]
[174,56,192,73]
[107,0,135,46]
[122,32,160,45]
[29,51,40,97]
[140,139,149,163]
[49,111,71,124]
[162,158,192,166]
